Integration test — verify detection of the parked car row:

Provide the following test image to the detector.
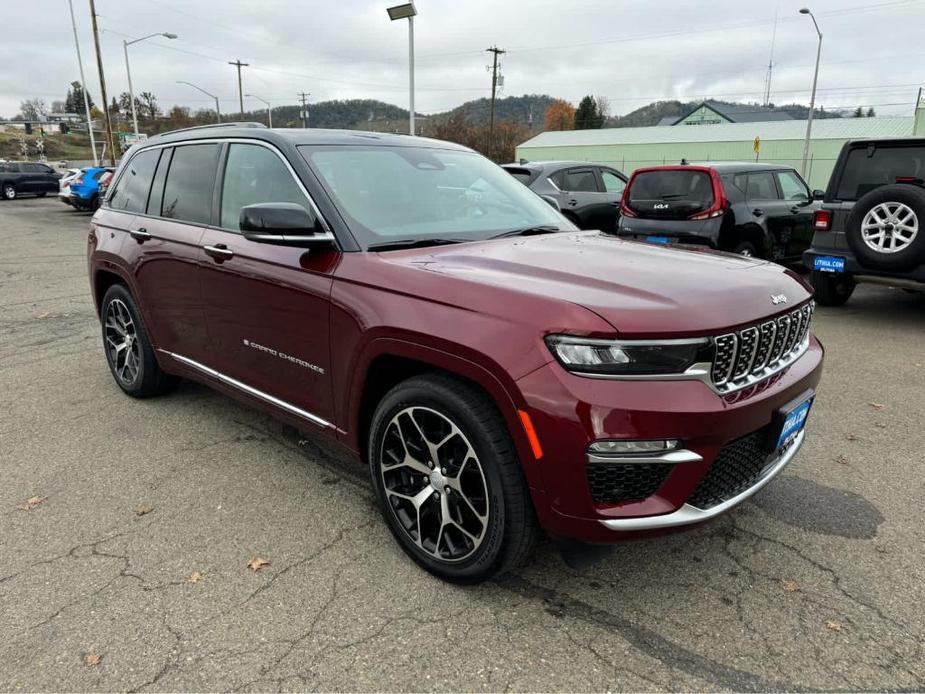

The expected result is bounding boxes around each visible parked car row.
[88,124,823,583]
[505,159,820,263]
[61,167,113,211]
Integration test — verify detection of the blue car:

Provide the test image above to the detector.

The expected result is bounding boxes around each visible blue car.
[66,167,113,210]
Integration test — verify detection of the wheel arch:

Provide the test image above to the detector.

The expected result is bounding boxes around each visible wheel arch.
[347,339,545,494]
[719,222,767,256]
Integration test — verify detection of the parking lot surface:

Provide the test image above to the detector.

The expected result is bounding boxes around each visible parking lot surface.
[1,197,923,692]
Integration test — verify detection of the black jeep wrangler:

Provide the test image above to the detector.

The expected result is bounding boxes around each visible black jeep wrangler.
[804,138,925,305]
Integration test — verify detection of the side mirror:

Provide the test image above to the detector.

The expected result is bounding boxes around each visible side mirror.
[539,194,560,211]
[240,202,332,245]
[812,189,825,200]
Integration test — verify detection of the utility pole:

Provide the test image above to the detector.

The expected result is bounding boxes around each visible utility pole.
[68,0,97,165]
[88,0,116,166]
[486,46,505,157]
[298,92,310,129]
[228,59,248,119]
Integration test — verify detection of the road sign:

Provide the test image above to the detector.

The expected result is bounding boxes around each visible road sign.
[753,136,761,154]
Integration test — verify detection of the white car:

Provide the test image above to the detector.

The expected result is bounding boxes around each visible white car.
[58,168,84,205]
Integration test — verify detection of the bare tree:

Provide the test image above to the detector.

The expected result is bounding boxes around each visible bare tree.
[19,98,48,121]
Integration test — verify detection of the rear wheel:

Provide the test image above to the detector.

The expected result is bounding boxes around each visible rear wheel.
[368,374,538,583]
[100,284,178,398]
[811,270,856,306]
[733,240,759,258]
[2,184,16,200]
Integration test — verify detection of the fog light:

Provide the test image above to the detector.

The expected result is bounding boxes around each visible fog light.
[588,439,680,455]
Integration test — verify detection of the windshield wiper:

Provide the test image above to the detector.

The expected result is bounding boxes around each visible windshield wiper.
[490,225,562,239]
[367,237,466,252]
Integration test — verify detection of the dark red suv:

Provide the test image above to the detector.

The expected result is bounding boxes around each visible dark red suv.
[88,124,823,582]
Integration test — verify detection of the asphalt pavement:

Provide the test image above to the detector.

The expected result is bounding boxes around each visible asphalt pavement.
[1,197,923,692]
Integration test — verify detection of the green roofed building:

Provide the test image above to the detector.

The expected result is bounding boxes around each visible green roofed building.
[516,103,925,190]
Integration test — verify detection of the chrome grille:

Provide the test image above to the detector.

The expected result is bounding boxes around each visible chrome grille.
[712,303,813,393]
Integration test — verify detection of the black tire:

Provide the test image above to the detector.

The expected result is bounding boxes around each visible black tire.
[845,184,925,271]
[810,270,856,306]
[733,240,759,258]
[2,183,16,200]
[100,284,178,398]
[368,373,539,583]
[90,194,100,211]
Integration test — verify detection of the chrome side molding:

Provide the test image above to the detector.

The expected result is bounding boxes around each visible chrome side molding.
[159,350,334,430]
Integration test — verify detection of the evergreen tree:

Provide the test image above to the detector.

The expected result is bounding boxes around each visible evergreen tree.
[574,95,605,129]
[64,81,94,113]
[867,107,876,117]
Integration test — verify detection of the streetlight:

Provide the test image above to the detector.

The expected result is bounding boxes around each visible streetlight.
[799,8,822,178]
[67,0,98,165]
[387,2,417,136]
[124,32,177,139]
[176,81,221,124]
[246,94,272,128]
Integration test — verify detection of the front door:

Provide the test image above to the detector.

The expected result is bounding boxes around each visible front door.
[742,171,790,259]
[557,167,609,229]
[775,169,815,258]
[198,141,337,430]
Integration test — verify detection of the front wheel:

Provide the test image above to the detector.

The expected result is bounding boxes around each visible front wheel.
[811,270,856,306]
[368,374,538,583]
[2,184,16,200]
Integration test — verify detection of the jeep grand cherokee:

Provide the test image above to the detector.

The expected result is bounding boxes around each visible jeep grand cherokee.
[88,124,824,583]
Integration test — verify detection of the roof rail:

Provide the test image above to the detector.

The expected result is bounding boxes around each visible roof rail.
[152,122,268,138]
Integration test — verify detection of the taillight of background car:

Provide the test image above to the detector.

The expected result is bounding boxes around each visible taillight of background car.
[812,209,832,231]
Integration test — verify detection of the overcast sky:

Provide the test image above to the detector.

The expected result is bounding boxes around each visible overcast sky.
[3,0,924,120]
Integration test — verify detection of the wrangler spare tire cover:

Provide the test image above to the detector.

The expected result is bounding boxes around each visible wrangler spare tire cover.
[845,184,925,271]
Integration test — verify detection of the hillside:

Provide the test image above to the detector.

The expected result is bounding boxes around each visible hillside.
[608,99,846,128]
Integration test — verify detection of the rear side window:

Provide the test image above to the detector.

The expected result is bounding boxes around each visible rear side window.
[21,163,42,172]
[109,149,160,213]
[742,172,779,200]
[503,167,534,184]
[219,144,309,230]
[836,145,925,200]
[161,144,220,224]
[561,168,599,192]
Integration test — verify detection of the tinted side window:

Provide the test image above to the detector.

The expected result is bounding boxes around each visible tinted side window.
[161,144,220,224]
[601,170,626,194]
[109,149,160,213]
[22,163,42,173]
[220,144,309,230]
[562,168,599,192]
[836,145,925,200]
[776,170,809,201]
[744,172,779,200]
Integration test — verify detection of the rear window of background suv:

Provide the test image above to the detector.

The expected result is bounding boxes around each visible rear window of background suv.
[627,170,714,205]
[835,145,925,201]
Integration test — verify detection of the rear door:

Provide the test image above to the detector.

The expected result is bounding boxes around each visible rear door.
[598,168,626,231]
[198,141,337,429]
[775,169,814,257]
[116,143,219,362]
[737,170,790,258]
[556,167,607,229]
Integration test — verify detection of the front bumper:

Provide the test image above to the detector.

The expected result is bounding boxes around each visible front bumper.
[599,430,804,531]
[517,336,823,542]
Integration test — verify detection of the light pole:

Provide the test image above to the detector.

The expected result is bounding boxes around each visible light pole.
[246,94,272,128]
[124,32,177,139]
[67,0,97,165]
[387,2,417,136]
[176,81,221,123]
[799,7,822,178]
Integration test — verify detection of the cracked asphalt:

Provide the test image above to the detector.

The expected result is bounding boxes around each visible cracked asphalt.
[1,197,923,692]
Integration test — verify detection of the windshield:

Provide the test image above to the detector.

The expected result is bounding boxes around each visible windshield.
[300,145,571,249]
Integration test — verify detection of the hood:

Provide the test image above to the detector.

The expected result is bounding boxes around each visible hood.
[387,232,811,337]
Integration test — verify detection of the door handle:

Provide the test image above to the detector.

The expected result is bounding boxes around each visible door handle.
[789,206,800,214]
[568,198,578,206]
[203,244,234,261]
[752,208,764,217]
[129,227,151,242]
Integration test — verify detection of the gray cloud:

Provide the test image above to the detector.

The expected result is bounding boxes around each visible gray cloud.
[3,0,923,119]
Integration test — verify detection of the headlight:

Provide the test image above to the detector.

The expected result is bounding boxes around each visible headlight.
[546,335,712,376]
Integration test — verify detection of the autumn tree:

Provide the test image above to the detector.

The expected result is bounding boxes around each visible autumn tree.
[544,99,575,131]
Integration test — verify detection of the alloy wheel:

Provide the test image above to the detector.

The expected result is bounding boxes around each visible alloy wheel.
[104,298,141,386]
[861,202,919,253]
[3,185,15,199]
[379,406,489,562]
